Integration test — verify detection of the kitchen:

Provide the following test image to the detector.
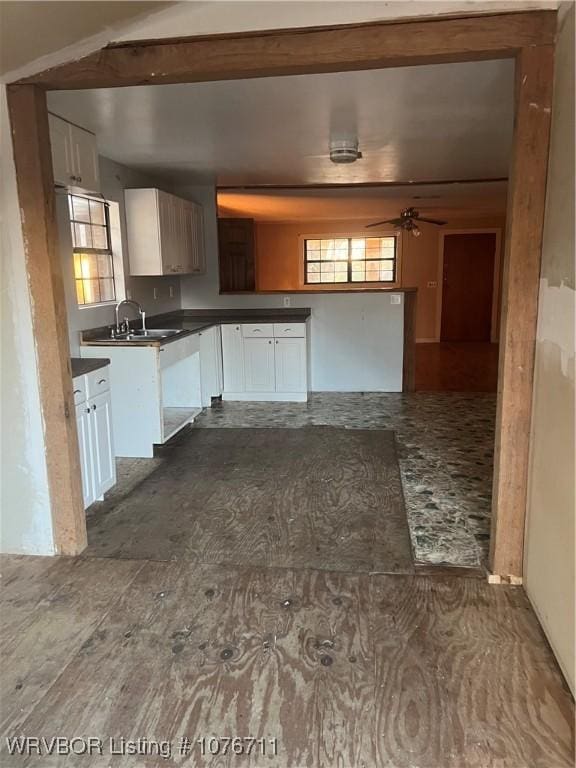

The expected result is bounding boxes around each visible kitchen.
[2,5,573,764]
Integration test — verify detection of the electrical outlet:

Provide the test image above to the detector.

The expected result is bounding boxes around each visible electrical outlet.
[390,294,402,305]
[427,281,438,288]
[153,287,159,300]
[283,296,291,307]
[169,285,175,298]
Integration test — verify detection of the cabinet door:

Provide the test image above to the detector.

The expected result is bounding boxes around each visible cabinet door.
[274,338,307,393]
[199,326,223,406]
[70,125,100,193]
[221,325,245,392]
[244,338,275,392]
[75,402,95,508]
[218,218,255,292]
[49,114,74,187]
[89,391,116,498]
[158,191,176,273]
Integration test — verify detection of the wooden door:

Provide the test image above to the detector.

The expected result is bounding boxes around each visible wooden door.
[218,218,255,292]
[441,233,496,342]
[244,338,275,392]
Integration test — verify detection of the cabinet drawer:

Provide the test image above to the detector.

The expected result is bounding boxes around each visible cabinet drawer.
[273,322,306,338]
[72,376,87,405]
[86,367,110,399]
[242,323,274,338]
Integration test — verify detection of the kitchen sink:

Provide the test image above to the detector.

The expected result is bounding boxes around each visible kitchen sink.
[113,328,184,341]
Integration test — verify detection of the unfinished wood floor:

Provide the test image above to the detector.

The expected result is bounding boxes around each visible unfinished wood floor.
[0,555,573,767]
[84,427,414,574]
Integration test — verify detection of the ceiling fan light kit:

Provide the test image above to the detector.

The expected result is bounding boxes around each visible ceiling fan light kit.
[366,206,447,233]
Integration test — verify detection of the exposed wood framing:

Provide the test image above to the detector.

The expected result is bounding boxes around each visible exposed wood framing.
[18,12,555,90]
[490,45,555,578]
[8,11,557,569]
[7,84,87,555]
[402,291,417,393]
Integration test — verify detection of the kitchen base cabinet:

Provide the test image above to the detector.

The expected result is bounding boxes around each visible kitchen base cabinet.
[81,335,203,458]
[199,325,223,406]
[274,338,307,393]
[244,338,276,392]
[73,366,116,509]
[75,402,94,508]
[89,391,116,499]
[222,321,309,402]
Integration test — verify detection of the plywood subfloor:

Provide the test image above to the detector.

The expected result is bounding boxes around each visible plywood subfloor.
[0,555,573,767]
[84,427,414,573]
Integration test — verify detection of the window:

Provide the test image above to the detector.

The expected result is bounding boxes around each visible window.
[304,235,397,285]
[69,194,116,305]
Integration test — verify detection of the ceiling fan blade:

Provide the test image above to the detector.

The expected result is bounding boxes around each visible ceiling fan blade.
[417,216,447,225]
[365,218,403,228]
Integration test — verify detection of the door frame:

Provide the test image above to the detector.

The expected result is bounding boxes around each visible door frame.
[436,228,502,343]
[6,11,556,577]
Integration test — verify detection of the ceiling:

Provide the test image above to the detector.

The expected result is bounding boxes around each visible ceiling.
[217,182,508,222]
[47,58,515,187]
[0,2,171,77]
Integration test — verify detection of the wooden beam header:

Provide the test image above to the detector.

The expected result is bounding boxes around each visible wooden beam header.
[17,10,556,91]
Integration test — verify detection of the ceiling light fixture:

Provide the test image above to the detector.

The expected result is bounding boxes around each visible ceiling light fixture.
[329,139,363,164]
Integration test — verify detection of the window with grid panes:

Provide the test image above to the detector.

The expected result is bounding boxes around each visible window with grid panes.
[304,236,397,285]
[69,194,116,305]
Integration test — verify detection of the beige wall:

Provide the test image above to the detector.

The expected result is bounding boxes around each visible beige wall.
[524,5,575,695]
[255,215,505,340]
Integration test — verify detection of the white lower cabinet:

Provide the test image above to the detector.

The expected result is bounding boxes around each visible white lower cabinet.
[274,338,307,393]
[222,321,308,402]
[75,402,94,508]
[73,367,116,508]
[221,325,245,392]
[199,325,223,406]
[244,338,276,392]
[89,391,116,498]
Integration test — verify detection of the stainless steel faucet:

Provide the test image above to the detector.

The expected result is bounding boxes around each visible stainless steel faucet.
[114,299,146,335]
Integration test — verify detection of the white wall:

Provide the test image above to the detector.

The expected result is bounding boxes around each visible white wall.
[0,85,54,555]
[524,5,575,695]
[60,155,182,356]
[179,186,404,392]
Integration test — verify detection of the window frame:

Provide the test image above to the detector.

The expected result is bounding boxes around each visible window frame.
[300,232,401,289]
[69,193,117,307]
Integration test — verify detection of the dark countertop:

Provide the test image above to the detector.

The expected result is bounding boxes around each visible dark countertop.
[81,308,311,347]
[71,357,110,377]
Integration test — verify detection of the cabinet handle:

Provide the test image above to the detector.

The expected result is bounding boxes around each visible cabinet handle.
[253,329,262,333]
[77,176,82,183]
[236,326,240,331]
[92,404,97,411]
[268,340,272,344]
[97,378,106,385]
[85,407,90,414]
[73,389,82,394]
[275,340,278,344]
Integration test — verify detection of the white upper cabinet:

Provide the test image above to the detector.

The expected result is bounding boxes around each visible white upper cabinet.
[48,113,100,193]
[125,188,205,276]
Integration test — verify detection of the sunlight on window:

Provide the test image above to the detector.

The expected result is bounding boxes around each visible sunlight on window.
[69,194,116,306]
[304,236,397,285]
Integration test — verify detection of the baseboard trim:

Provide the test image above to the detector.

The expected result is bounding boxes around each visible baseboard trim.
[222,392,308,402]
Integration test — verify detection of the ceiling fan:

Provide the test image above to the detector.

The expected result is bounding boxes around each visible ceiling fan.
[366,207,446,237]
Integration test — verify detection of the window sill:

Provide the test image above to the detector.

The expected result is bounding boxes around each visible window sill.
[78,301,117,310]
